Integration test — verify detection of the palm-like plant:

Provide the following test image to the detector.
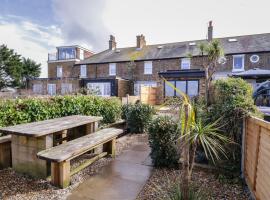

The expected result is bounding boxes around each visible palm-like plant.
[162,77,229,200]
[199,40,224,105]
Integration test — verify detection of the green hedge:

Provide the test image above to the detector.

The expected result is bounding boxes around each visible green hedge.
[0,95,122,128]
[122,103,155,133]
[148,116,179,168]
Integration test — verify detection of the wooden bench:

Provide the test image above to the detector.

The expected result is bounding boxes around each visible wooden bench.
[37,128,123,188]
[0,135,12,169]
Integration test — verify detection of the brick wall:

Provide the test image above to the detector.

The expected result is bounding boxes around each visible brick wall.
[29,79,80,95]
[48,61,79,78]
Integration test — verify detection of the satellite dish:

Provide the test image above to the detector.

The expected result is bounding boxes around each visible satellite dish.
[218,57,227,65]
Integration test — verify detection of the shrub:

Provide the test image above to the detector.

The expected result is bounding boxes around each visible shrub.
[209,78,262,170]
[148,116,179,167]
[0,95,122,129]
[123,103,155,133]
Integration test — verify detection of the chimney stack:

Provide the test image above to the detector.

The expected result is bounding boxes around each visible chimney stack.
[208,21,213,41]
[136,34,146,49]
[109,35,116,50]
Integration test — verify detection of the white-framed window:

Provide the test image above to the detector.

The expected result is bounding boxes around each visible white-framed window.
[79,49,84,60]
[33,84,42,94]
[47,84,56,96]
[57,66,62,77]
[165,80,199,97]
[87,82,111,97]
[144,61,152,74]
[233,55,245,72]
[109,63,116,76]
[80,65,87,77]
[61,83,72,94]
[181,58,191,69]
[134,81,157,96]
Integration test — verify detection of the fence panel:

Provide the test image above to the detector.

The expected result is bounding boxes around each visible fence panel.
[244,117,270,199]
[140,86,157,105]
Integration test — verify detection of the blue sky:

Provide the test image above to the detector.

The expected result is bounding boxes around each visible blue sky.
[0,0,270,77]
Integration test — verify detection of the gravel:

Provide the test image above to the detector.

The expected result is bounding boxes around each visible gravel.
[137,168,251,200]
[0,133,142,200]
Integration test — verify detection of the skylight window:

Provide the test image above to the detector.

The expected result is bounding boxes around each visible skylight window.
[189,42,196,46]
[228,38,237,42]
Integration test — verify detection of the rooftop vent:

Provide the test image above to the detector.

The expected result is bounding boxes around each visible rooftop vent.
[189,42,196,46]
[115,49,121,53]
[228,38,237,42]
[157,45,163,49]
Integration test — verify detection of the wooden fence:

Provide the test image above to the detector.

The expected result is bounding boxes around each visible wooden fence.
[121,86,158,105]
[140,86,157,105]
[243,116,270,200]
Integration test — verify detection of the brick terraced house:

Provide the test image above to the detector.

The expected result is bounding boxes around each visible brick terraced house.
[30,22,270,103]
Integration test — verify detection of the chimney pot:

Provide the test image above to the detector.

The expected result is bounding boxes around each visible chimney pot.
[208,21,213,41]
[136,34,146,49]
[109,35,116,50]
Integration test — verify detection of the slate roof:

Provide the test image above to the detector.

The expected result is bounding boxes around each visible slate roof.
[76,33,270,65]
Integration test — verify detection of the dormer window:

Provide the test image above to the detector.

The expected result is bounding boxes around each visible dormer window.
[233,55,245,72]
[181,58,191,69]
[109,63,116,76]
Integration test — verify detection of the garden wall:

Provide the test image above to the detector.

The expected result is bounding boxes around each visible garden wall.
[243,116,270,200]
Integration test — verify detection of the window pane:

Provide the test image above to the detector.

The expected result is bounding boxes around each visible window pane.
[57,66,62,77]
[187,81,198,97]
[109,63,116,75]
[165,81,175,97]
[144,61,152,74]
[87,82,111,96]
[58,48,75,60]
[233,56,244,69]
[176,81,186,96]
[181,58,190,69]
[80,65,87,77]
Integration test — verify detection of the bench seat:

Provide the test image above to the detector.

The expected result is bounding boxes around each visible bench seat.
[37,128,123,188]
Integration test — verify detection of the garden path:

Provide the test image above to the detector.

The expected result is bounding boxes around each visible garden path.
[67,136,152,200]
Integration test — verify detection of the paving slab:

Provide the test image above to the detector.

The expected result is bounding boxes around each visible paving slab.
[67,137,152,200]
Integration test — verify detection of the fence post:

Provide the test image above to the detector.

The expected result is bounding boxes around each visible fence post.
[241,117,246,179]
[127,94,129,104]
[253,125,261,192]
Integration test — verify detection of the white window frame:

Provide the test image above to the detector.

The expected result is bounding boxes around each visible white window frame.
[79,49,84,60]
[109,63,116,76]
[47,84,56,96]
[33,84,42,94]
[181,58,191,69]
[57,66,62,77]
[61,83,72,94]
[144,61,152,75]
[233,54,245,72]
[80,65,87,77]
[87,82,111,97]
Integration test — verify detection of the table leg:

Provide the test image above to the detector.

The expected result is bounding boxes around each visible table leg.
[85,121,98,135]
[12,134,53,178]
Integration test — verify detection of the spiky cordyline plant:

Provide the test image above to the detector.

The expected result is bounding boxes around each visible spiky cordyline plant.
[162,77,229,200]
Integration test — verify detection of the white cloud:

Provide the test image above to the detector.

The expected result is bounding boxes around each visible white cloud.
[103,0,270,47]
[0,17,64,78]
[52,0,109,51]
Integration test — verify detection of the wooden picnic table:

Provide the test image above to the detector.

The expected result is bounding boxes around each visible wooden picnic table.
[0,115,103,178]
